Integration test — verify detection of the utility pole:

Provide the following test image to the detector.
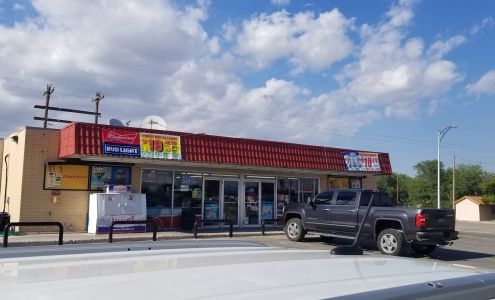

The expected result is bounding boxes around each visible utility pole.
[92,91,104,124]
[437,125,456,209]
[396,175,399,204]
[452,155,456,208]
[42,84,55,128]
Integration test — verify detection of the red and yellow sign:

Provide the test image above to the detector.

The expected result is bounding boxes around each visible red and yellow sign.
[140,133,181,160]
[44,164,89,190]
[328,177,349,189]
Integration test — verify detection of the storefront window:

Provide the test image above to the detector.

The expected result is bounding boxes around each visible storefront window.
[90,165,131,191]
[141,169,173,217]
[205,179,221,221]
[277,178,299,216]
[173,172,203,216]
[299,178,318,203]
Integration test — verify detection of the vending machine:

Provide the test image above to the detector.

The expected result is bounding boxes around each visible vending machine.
[88,186,147,234]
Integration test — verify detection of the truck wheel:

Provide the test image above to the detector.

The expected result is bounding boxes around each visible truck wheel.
[411,243,436,256]
[377,229,404,256]
[285,218,305,242]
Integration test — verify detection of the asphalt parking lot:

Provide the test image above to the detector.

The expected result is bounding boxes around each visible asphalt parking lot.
[1,221,494,271]
[241,221,495,270]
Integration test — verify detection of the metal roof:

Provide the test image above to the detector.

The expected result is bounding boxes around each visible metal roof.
[59,122,392,175]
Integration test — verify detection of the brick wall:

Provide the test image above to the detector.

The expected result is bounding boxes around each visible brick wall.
[0,139,3,193]
[319,175,327,191]
[0,130,27,222]
[16,128,90,231]
[362,175,379,190]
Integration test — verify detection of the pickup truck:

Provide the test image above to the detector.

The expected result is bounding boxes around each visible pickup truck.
[283,189,458,256]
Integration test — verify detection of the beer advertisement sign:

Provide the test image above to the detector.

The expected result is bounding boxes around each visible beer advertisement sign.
[102,129,141,157]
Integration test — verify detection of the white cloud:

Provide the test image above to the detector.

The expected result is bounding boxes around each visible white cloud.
[271,0,290,6]
[335,0,462,119]
[470,17,494,35]
[0,0,215,131]
[427,35,466,59]
[221,23,237,42]
[466,70,495,95]
[0,0,470,146]
[235,9,353,72]
[13,3,26,11]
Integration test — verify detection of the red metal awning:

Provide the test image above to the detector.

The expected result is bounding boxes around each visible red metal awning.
[59,122,392,175]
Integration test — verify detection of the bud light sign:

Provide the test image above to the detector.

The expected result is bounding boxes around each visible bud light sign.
[102,129,141,157]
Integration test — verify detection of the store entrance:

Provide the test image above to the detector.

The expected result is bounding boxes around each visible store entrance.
[243,181,276,225]
[204,178,239,226]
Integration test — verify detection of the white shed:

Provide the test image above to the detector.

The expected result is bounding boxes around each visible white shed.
[454,196,495,221]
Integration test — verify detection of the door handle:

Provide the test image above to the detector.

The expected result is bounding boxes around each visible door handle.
[323,208,331,211]
[349,209,357,212]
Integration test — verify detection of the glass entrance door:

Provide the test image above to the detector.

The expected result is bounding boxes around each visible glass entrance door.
[244,181,259,225]
[204,178,240,225]
[244,181,275,225]
[261,182,275,221]
[223,180,239,225]
[204,179,220,221]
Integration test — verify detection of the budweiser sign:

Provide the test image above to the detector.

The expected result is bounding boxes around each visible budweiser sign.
[102,129,139,145]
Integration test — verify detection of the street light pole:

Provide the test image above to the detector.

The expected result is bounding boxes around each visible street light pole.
[437,125,457,209]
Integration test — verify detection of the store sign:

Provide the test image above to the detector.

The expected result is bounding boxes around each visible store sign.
[140,133,181,160]
[44,164,89,190]
[343,152,381,172]
[328,177,349,189]
[102,129,141,157]
[105,185,132,193]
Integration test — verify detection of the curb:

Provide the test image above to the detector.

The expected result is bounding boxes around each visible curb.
[4,231,285,247]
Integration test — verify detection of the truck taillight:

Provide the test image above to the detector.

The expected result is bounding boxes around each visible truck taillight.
[415,213,427,228]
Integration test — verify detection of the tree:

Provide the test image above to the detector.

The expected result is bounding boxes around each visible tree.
[377,173,413,206]
[445,164,484,201]
[408,160,450,208]
[481,174,495,204]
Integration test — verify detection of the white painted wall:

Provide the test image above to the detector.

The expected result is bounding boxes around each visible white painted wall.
[455,199,480,221]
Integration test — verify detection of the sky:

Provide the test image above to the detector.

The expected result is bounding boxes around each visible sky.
[0,0,494,176]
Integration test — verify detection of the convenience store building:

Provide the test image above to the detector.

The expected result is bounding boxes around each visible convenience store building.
[0,123,392,232]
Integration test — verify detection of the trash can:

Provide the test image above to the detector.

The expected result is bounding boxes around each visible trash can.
[0,212,10,232]
[181,208,195,230]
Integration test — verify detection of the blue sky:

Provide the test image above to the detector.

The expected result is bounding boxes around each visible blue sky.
[0,0,494,176]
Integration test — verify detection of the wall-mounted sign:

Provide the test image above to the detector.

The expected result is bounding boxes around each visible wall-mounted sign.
[44,164,89,190]
[102,129,141,157]
[140,133,181,160]
[343,152,381,172]
[90,165,132,191]
[105,185,132,193]
[328,177,349,189]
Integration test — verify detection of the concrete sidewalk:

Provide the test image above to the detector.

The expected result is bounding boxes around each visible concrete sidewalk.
[4,221,489,248]
[3,228,285,247]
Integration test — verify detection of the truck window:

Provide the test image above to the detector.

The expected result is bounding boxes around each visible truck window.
[360,192,393,207]
[360,191,372,206]
[379,192,393,206]
[335,191,357,205]
[314,191,333,204]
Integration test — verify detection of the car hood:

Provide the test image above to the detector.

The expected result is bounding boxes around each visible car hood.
[0,246,492,299]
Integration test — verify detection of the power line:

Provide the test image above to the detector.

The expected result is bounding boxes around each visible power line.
[3,74,495,154]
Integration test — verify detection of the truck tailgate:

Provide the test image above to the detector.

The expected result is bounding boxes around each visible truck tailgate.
[421,209,456,230]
